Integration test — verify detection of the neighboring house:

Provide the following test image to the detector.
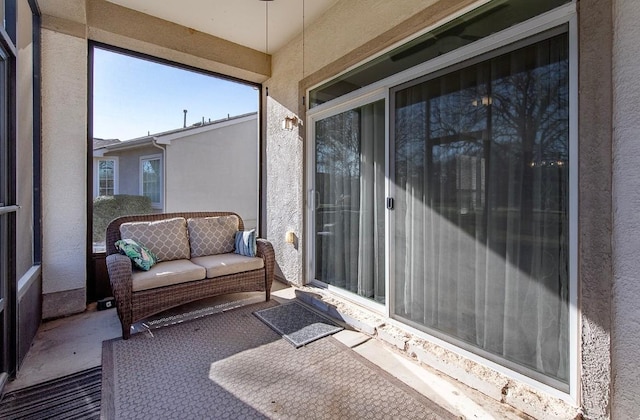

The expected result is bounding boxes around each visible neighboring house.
[92,113,258,228]
[2,1,638,419]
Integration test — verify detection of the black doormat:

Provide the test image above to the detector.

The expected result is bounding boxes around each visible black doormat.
[0,367,101,420]
[254,300,343,347]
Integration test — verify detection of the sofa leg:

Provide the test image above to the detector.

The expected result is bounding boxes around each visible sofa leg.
[122,324,131,340]
[266,290,271,302]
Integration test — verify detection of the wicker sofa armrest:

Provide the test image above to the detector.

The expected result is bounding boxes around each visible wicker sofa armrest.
[256,238,275,299]
[106,253,134,338]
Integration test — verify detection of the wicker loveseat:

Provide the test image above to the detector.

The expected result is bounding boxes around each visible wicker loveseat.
[105,211,274,339]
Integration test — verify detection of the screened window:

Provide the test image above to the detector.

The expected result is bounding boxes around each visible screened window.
[90,45,260,255]
[140,155,162,207]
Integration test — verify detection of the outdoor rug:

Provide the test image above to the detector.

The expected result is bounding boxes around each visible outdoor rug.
[101,300,457,420]
[0,366,101,419]
[253,300,343,347]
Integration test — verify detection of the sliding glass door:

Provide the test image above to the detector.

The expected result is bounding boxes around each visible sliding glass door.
[307,7,574,389]
[391,32,570,387]
[313,100,385,304]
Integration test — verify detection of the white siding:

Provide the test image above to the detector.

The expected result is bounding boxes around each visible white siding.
[164,115,259,230]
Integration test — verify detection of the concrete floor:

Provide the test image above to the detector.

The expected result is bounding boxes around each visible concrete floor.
[6,281,525,419]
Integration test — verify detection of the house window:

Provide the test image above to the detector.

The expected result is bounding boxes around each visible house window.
[96,158,117,197]
[140,154,162,208]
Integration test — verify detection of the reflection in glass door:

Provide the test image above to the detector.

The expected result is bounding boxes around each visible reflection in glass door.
[391,32,570,387]
[313,100,385,303]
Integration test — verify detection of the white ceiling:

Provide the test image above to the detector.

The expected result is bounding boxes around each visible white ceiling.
[105,0,340,54]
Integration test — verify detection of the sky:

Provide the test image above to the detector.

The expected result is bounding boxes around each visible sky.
[92,47,259,141]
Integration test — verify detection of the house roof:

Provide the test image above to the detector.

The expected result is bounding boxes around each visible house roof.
[92,138,121,149]
[93,112,257,155]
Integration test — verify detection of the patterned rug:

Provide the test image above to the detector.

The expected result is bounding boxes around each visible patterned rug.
[0,367,101,419]
[254,301,343,347]
[102,300,456,420]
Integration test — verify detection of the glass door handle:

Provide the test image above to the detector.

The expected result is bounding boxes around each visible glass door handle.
[0,205,19,215]
[309,190,320,210]
[386,197,394,210]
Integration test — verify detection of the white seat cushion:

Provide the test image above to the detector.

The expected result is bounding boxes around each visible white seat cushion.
[132,259,206,292]
[190,253,264,279]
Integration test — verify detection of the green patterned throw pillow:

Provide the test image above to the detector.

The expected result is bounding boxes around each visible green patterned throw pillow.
[115,238,158,271]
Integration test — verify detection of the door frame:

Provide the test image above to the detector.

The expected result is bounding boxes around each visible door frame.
[306,88,388,314]
[0,7,18,387]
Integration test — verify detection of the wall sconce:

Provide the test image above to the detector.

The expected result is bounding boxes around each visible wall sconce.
[285,231,295,244]
[282,116,300,131]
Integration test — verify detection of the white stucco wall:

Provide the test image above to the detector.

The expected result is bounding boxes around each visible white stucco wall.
[612,0,640,416]
[164,115,259,229]
[41,29,87,306]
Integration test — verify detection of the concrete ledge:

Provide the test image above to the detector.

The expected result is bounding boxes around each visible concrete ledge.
[294,288,384,336]
[43,288,86,320]
[17,266,41,300]
[377,325,410,351]
[408,337,505,403]
[18,267,43,367]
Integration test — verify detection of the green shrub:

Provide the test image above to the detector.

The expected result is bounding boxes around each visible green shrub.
[93,195,154,243]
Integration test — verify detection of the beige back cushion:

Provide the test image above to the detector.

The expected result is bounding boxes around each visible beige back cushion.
[187,215,239,257]
[120,217,190,262]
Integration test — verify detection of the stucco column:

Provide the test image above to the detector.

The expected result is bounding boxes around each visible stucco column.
[41,27,88,318]
[611,0,640,417]
[578,0,614,418]
[265,90,305,285]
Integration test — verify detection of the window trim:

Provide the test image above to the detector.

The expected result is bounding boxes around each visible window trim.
[93,157,118,198]
[139,153,163,209]
[307,3,576,118]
